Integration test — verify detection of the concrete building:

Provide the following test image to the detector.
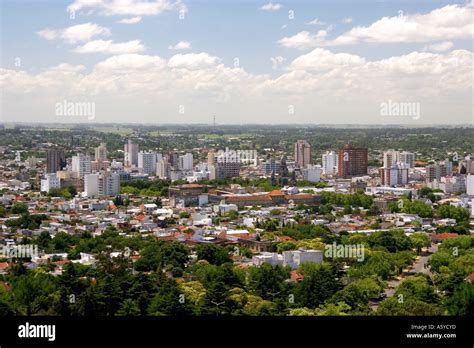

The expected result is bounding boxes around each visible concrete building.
[138,151,157,175]
[41,173,61,193]
[46,149,66,173]
[168,184,208,207]
[207,151,216,166]
[283,249,324,269]
[366,186,416,196]
[179,153,194,171]
[383,150,415,169]
[95,143,107,162]
[124,139,139,167]
[157,158,171,179]
[294,140,311,168]
[214,203,238,215]
[208,164,217,180]
[383,150,399,168]
[467,174,474,196]
[216,159,240,179]
[252,249,323,269]
[399,151,415,168]
[379,163,409,186]
[426,159,453,182]
[263,158,281,175]
[428,176,466,194]
[302,164,322,182]
[84,172,120,197]
[252,252,282,267]
[71,153,92,178]
[338,144,368,178]
[168,152,179,169]
[461,155,474,174]
[322,151,338,175]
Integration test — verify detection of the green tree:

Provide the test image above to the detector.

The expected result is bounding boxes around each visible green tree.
[196,244,231,266]
[247,263,289,301]
[437,205,470,222]
[367,230,412,253]
[296,263,341,308]
[116,299,141,316]
[11,202,28,214]
[330,278,384,312]
[11,273,59,315]
[409,233,431,254]
[276,241,297,253]
[445,283,474,315]
[377,297,442,316]
[395,275,438,303]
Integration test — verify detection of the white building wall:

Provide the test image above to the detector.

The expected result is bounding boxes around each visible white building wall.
[138,152,157,175]
[467,174,474,196]
[41,174,61,193]
[322,151,338,175]
[84,173,99,197]
[179,153,194,171]
[303,165,322,182]
[72,154,91,178]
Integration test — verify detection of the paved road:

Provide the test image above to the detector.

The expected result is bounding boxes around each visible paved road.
[370,244,438,310]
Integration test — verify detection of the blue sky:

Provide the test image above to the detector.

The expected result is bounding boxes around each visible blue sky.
[0,0,473,124]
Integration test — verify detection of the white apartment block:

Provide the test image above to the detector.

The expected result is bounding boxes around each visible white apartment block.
[124,140,139,167]
[71,153,92,178]
[467,174,474,196]
[383,150,399,168]
[95,143,108,162]
[428,176,466,194]
[156,159,171,179]
[138,151,158,175]
[252,249,323,269]
[380,163,409,186]
[179,153,194,171]
[283,249,324,269]
[383,150,415,169]
[302,164,322,182]
[41,173,61,193]
[322,151,338,175]
[84,172,120,197]
[399,151,415,168]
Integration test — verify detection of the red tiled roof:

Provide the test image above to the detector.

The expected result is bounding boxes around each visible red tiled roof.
[465,273,474,282]
[0,262,10,270]
[277,236,295,242]
[53,260,70,266]
[226,195,272,202]
[285,194,313,200]
[269,190,285,197]
[430,233,458,241]
[290,271,303,282]
[135,214,145,221]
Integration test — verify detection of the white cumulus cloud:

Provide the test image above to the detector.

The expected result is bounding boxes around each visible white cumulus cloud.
[260,3,282,11]
[423,41,454,53]
[118,16,142,24]
[279,3,474,49]
[67,0,187,16]
[74,40,145,54]
[37,23,111,44]
[168,41,192,50]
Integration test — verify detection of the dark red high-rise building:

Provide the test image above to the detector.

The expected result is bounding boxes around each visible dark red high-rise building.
[338,144,368,178]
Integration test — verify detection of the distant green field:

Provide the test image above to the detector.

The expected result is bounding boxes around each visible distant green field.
[44,128,72,132]
[197,133,254,139]
[94,127,134,135]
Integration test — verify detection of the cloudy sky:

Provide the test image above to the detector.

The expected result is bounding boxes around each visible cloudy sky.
[0,0,473,125]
